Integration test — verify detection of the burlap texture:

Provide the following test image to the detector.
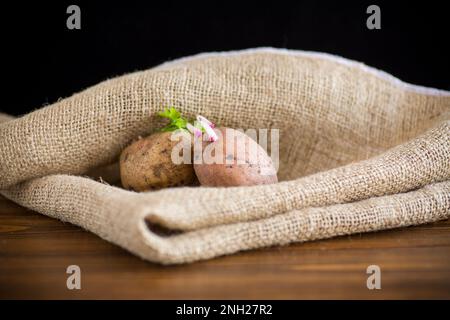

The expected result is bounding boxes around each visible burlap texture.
[1,48,449,264]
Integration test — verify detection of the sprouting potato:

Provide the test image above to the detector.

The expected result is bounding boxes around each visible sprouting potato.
[193,127,278,187]
[120,131,196,191]
[121,107,278,191]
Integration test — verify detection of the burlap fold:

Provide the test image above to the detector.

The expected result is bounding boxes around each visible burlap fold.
[1,48,449,264]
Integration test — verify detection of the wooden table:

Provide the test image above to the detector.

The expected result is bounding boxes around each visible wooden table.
[1,194,449,299]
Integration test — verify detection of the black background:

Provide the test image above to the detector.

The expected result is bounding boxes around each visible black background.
[2,0,449,116]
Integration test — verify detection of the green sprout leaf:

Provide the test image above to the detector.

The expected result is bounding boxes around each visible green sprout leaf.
[158,107,180,120]
[158,107,189,132]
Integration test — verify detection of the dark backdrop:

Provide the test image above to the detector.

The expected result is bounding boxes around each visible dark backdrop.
[2,0,449,116]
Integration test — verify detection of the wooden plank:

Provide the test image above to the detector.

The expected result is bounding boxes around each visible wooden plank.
[0,195,449,299]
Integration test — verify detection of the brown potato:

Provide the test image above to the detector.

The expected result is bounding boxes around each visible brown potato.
[120,131,196,191]
[193,127,278,187]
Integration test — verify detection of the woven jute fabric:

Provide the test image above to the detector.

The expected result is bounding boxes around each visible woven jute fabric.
[1,48,449,264]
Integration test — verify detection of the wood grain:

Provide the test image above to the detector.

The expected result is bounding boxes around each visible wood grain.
[0,194,449,299]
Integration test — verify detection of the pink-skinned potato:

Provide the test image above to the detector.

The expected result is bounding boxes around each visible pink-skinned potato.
[193,127,278,187]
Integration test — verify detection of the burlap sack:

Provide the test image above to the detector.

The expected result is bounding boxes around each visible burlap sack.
[1,48,449,264]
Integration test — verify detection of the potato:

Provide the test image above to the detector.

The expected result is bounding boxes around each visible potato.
[193,127,278,187]
[120,131,196,191]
